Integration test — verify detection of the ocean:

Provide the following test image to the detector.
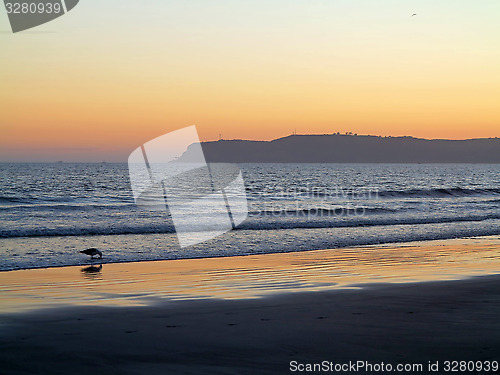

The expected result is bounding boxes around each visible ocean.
[1,163,499,271]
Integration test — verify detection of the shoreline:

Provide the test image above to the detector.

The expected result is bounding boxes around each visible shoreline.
[1,236,499,313]
[1,237,499,373]
[1,234,499,273]
[1,275,500,374]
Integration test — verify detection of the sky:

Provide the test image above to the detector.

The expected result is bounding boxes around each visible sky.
[1,0,500,162]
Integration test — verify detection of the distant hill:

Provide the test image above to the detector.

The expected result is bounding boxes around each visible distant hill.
[182,134,500,163]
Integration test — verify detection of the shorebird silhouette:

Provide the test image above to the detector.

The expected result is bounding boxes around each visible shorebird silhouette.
[80,248,102,259]
[412,13,417,16]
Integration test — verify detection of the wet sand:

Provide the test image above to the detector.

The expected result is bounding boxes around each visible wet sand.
[1,238,499,374]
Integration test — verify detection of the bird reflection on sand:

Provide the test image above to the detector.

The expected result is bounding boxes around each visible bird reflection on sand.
[81,264,103,280]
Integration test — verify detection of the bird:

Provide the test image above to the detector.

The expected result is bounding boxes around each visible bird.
[80,248,102,259]
[412,13,417,16]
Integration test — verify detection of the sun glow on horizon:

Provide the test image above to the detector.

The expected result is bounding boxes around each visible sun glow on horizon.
[1,0,499,161]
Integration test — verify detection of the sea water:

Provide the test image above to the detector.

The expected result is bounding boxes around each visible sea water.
[1,163,499,271]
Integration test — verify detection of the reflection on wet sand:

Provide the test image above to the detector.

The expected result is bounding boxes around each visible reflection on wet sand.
[0,237,499,313]
[80,264,103,280]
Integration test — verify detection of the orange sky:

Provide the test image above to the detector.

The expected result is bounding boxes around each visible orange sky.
[1,1,499,161]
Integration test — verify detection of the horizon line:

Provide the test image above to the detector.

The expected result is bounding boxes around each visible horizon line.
[2,133,499,163]
[206,132,500,143]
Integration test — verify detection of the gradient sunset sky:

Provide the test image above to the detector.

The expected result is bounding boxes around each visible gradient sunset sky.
[1,0,499,161]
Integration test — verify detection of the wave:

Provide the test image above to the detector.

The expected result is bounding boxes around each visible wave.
[0,195,133,207]
[246,187,500,200]
[0,203,136,212]
[2,187,498,205]
[248,207,405,217]
[0,197,34,204]
[2,214,500,239]
[0,224,176,238]
[2,222,500,272]
[238,214,500,231]
[377,187,500,199]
